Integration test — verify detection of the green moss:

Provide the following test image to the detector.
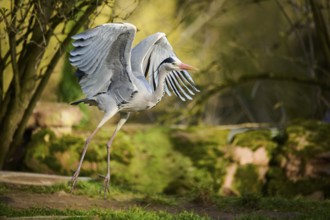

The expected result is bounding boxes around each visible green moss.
[233,164,263,195]
[24,129,84,175]
[266,167,330,198]
[24,129,57,173]
[170,126,230,192]
[285,120,330,159]
[116,127,193,194]
[232,129,277,154]
[24,122,330,198]
[264,120,330,197]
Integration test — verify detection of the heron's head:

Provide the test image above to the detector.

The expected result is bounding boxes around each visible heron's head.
[160,57,197,72]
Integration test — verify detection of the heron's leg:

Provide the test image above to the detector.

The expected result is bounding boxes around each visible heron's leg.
[103,112,130,197]
[70,110,117,191]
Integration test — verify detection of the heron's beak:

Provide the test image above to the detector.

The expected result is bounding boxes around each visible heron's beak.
[178,62,198,71]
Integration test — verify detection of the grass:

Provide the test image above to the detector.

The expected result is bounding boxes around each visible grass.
[0,204,208,220]
[1,182,330,219]
[213,194,330,219]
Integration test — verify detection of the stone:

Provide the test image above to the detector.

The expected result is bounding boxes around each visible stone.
[221,163,238,195]
[27,102,83,135]
[232,147,254,165]
[253,147,269,166]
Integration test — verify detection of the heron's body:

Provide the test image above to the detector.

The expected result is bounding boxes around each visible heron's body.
[69,23,199,196]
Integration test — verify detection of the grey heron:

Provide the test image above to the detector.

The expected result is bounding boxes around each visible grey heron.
[69,23,199,196]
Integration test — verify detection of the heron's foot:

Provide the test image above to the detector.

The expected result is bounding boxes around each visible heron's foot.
[70,170,80,192]
[100,174,110,198]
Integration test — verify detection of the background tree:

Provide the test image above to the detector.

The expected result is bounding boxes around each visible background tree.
[165,0,330,125]
[0,0,120,168]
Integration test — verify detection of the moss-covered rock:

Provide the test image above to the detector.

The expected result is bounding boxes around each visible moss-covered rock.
[24,126,195,194]
[223,128,276,196]
[24,129,84,175]
[266,120,330,198]
[233,164,263,195]
[24,121,330,198]
[169,126,230,193]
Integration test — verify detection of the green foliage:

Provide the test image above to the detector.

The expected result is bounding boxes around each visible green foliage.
[57,56,82,103]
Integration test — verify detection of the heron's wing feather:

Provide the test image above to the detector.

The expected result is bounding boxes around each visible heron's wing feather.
[131,33,199,101]
[131,32,165,74]
[70,23,137,100]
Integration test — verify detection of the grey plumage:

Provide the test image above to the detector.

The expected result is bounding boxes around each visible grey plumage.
[69,23,199,197]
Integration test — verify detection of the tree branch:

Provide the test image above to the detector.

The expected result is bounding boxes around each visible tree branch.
[198,72,330,105]
[176,0,226,44]
[11,1,104,149]
[309,0,330,63]
[1,1,21,95]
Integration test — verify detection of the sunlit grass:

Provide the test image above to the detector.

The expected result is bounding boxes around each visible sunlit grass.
[2,182,330,219]
[0,203,208,220]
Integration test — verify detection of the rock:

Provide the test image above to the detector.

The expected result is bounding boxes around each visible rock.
[232,147,254,165]
[266,120,330,198]
[0,171,91,186]
[306,152,330,177]
[23,121,330,198]
[231,147,269,166]
[28,102,83,135]
[221,164,238,195]
[253,147,269,166]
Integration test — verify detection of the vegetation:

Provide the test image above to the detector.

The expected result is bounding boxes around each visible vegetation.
[1,182,330,219]
[1,0,330,168]
[22,120,330,199]
[1,0,330,219]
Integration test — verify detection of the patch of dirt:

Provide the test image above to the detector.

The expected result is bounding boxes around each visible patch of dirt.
[0,190,233,219]
[1,190,128,210]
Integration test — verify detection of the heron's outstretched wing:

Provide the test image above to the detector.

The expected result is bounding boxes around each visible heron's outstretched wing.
[70,23,137,103]
[131,33,199,101]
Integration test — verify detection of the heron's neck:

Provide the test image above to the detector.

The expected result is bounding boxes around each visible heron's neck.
[152,68,169,103]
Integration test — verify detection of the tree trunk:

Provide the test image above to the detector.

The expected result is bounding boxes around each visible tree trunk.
[0,41,42,167]
[0,1,104,169]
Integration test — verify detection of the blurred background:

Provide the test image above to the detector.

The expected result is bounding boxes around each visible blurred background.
[1,0,330,199]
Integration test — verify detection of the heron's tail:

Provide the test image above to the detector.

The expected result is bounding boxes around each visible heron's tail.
[71,98,97,106]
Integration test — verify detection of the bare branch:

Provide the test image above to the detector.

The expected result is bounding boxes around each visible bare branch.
[176,0,226,44]
[1,1,21,95]
[12,0,105,148]
[275,0,311,75]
